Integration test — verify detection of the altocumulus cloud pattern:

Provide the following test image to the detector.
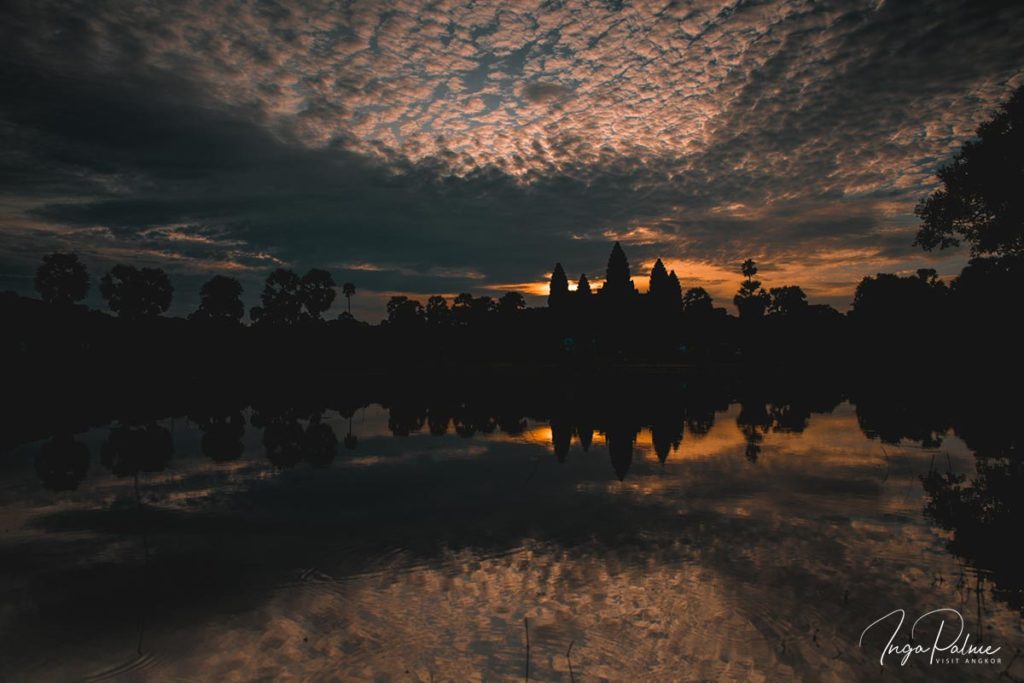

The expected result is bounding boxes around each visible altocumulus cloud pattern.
[1,0,1022,317]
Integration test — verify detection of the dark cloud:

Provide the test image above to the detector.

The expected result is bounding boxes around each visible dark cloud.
[1,0,1022,318]
[521,80,574,103]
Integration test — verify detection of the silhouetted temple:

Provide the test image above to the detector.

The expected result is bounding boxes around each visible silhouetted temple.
[547,242,684,312]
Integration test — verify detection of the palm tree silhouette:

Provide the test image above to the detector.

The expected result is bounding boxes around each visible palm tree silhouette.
[342,282,356,315]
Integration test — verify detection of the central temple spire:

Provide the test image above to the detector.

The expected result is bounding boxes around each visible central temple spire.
[602,241,635,297]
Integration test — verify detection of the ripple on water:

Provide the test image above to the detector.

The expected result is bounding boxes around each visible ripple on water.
[135,542,862,682]
[83,650,162,682]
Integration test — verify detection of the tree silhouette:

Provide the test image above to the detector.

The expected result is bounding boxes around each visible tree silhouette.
[769,401,812,434]
[767,285,808,317]
[250,268,336,324]
[34,434,90,491]
[34,252,89,305]
[303,413,338,468]
[453,402,496,437]
[498,291,526,316]
[920,449,1024,614]
[387,295,424,326]
[452,292,474,325]
[249,405,337,468]
[851,271,947,326]
[915,85,1024,258]
[549,263,569,308]
[388,401,426,436]
[686,403,716,436]
[254,408,304,469]
[100,423,174,476]
[472,295,495,320]
[451,293,495,325]
[950,253,1024,318]
[250,268,302,325]
[682,287,713,315]
[426,295,450,326]
[737,399,770,463]
[190,275,244,323]
[427,404,451,435]
[734,259,769,320]
[300,268,336,321]
[342,282,356,315]
[99,265,173,320]
[194,412,245,462]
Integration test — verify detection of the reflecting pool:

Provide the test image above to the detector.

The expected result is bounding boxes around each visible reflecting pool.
[2,379,1022,681]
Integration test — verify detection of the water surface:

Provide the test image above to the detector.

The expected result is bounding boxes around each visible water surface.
[1,383,1021,682]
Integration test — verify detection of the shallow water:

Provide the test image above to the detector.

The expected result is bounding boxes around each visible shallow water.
[1,390,1021,682]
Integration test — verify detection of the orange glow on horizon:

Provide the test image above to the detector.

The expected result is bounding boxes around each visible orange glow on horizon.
[487,245,939,311]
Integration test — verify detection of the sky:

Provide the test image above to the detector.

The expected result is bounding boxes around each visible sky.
[1,0,1022,321]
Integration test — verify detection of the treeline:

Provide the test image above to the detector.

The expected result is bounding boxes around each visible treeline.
[25,368,1017,487]
[21,242,1022,333]
[6,84,1024,377]
[30,253,352,325]
[6,235,1023,383]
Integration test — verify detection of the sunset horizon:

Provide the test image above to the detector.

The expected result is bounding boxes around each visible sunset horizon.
[3,1,1023,320]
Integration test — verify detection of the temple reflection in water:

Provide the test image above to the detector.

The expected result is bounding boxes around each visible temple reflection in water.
[3,374,1023,681]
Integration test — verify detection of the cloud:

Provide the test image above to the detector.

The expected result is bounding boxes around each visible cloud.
[520,81,574,104]
[1,0,1022,318]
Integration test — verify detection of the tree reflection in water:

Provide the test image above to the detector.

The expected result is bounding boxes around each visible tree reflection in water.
[14,374,1024,680]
